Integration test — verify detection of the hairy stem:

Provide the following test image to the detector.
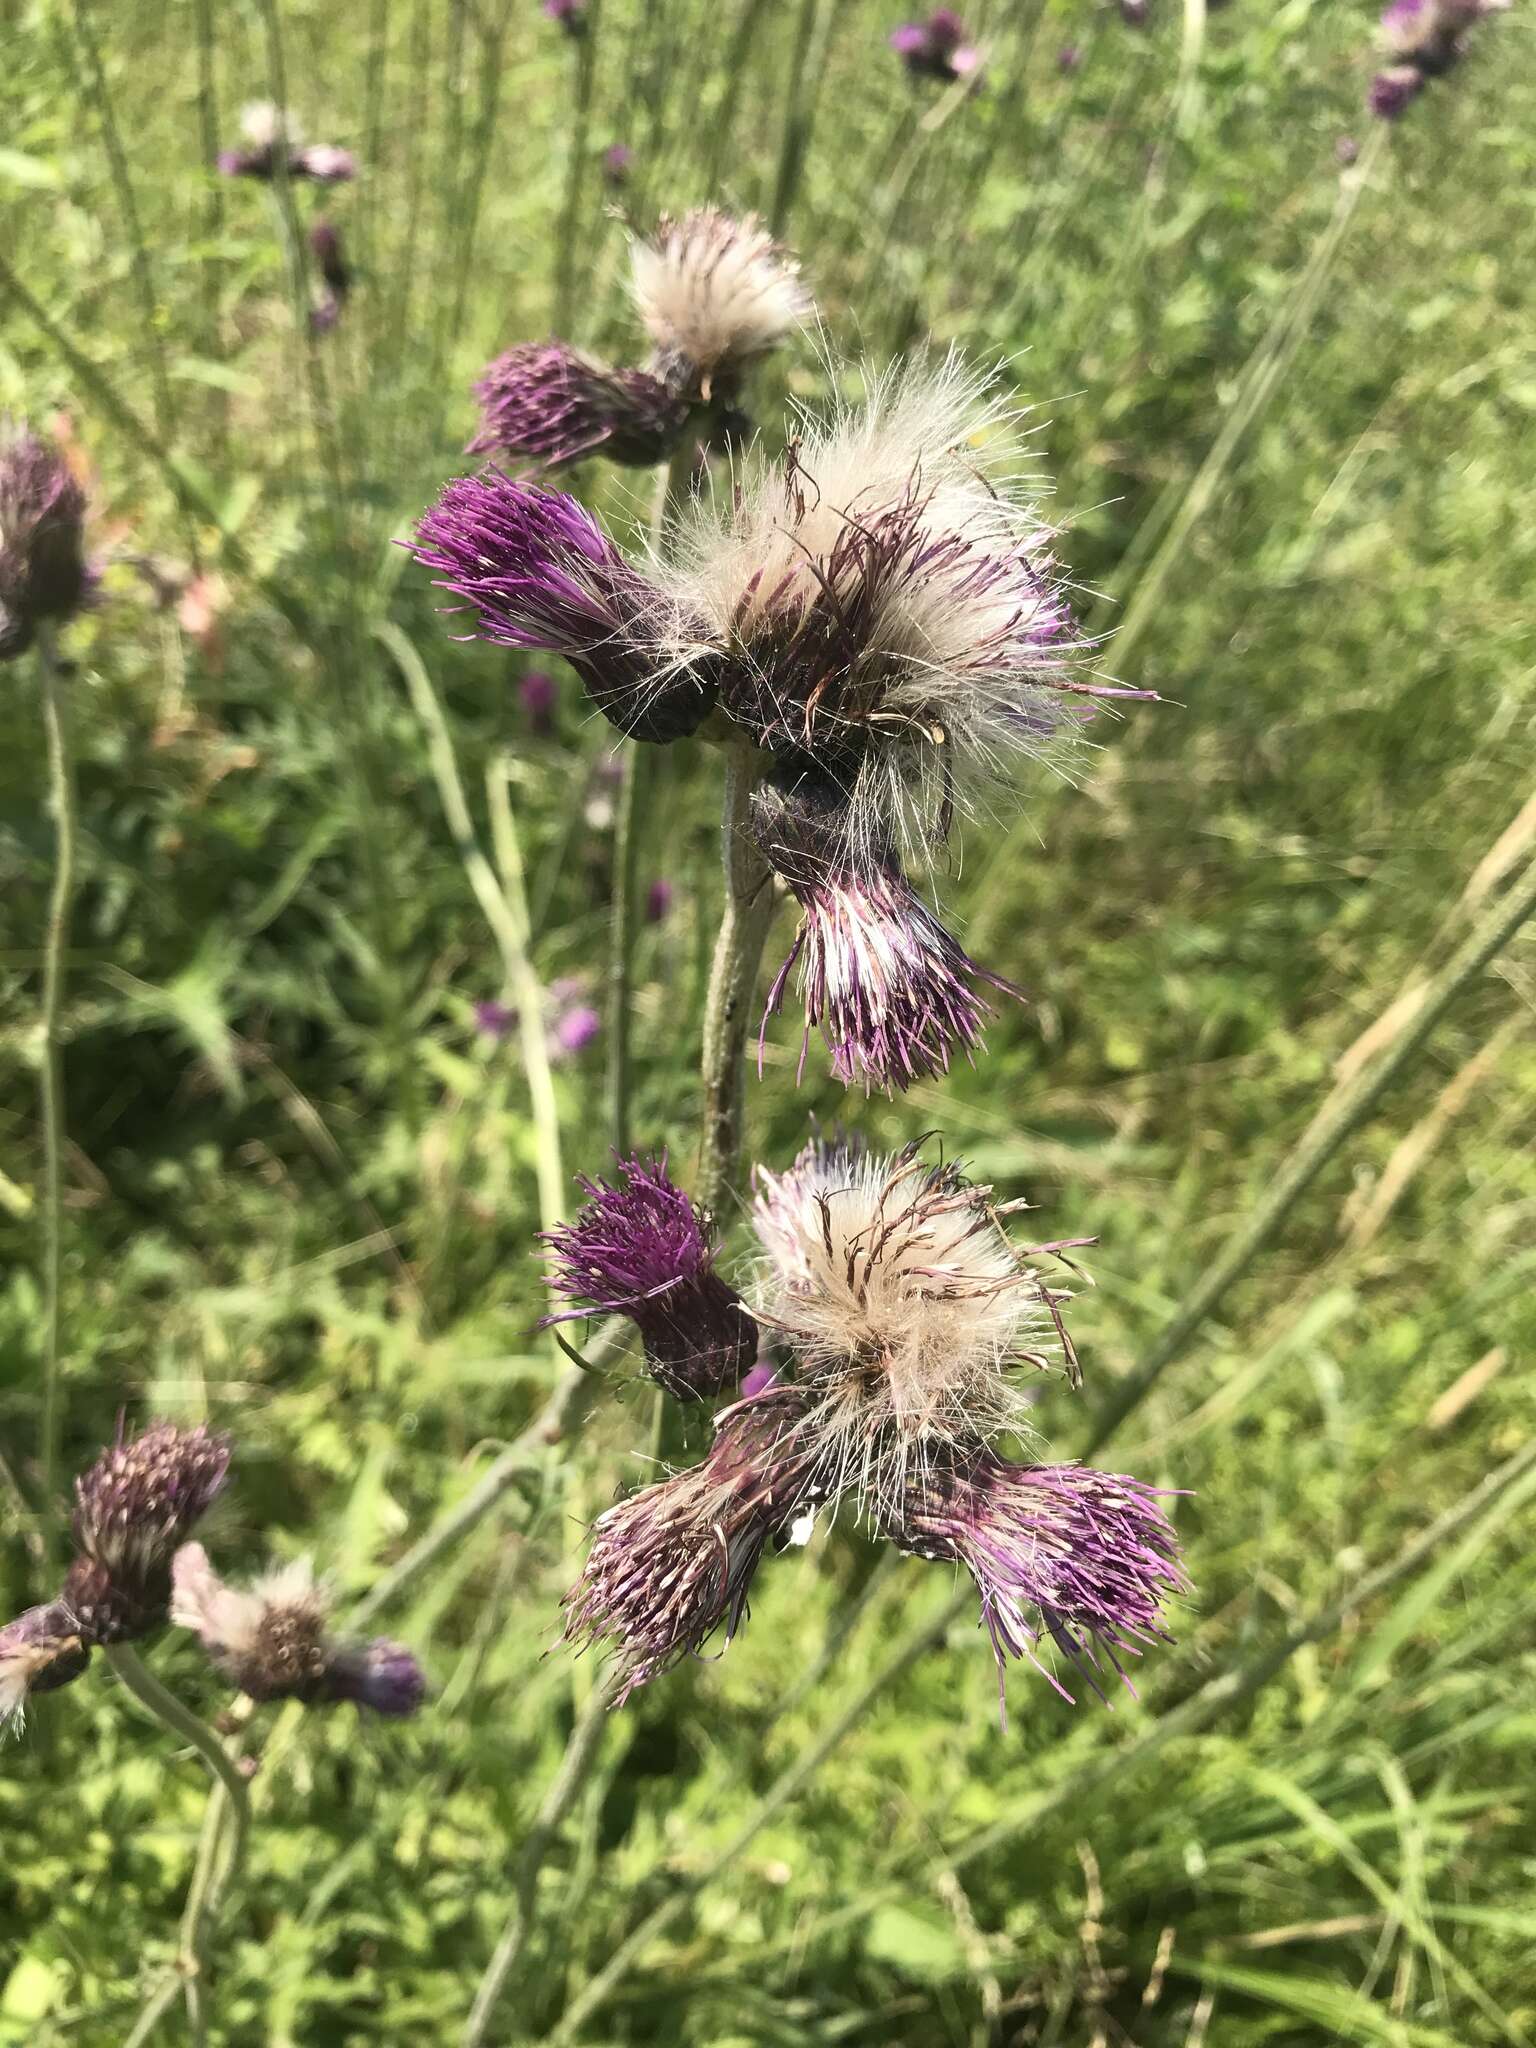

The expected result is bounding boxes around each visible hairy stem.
[462,1671,623,2048]
[696,741,775,1217]
[36,624,76,1537]
[1085,847,1536,1456]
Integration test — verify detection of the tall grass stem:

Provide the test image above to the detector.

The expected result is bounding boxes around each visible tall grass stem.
[36,624,76,1540]
[696,739,776,1215]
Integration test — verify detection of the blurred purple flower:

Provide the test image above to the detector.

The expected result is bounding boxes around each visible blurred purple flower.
[1119,0,1149,25]
[1057,42,1082,70]
[475,998,516,1041]
[0,429,89,659]
[890,8,982,82]
[0,1602,91,1729]
[544,0,588,33]
[740,1361,778,1400]
[1335,134,1360,163]
[519,668,558,735]
[552,1002,601,1057]
[602,142,632,186]
[644,878,674,924]
[1369,63,1424,115]
[467,342,689,472]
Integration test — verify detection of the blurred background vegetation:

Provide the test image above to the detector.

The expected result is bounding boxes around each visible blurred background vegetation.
[2,0,1534,2040]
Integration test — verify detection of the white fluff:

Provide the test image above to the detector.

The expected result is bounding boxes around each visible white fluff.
[629,209,811,385]
[239,101,301,149]
[749,1141,1076,1513]
[171,1543,322,1656]
[656,352,1097,859]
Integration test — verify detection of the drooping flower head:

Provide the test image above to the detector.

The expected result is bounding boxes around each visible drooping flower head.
[892,1448,1187,1713]
[1369,0,1507,114]
[630,209,811,402]
[563,1388,816,1701]
[541,1155,755,1399]
[0,1601,91,1732]
[0,428,89,659]
[752,764,1022,1091]
[657,354,1145,863]
[890,10,983,83]
[171,1544,425,1715]
[218,103,356,181]
[409,471,720,742]
[63,1422,231,1644]
[750,1139,1085,1510]
[466,343,689,471]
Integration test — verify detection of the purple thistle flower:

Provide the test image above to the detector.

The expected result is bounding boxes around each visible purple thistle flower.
[544,0,588,32]
[1057,42,1083,70]
[410,471,719,744]
[467,343,690,472]
[172,1545,426,1716]
[216,104,356,182]
[1370,0,1506,108]
[551,1001,601,1057]
[310,220,350,294]
[751,768,1022,1093]
[740,1360,779,1400]
[540,1154,755,1399]
[64,1422,231,1645]
[602,142,633,186]
[1335,134,1360,164]
[892,1447,1188,1714]
[519,668,558,734]
[0,1601,91,1729]
[1119,0,1149,25]
[890,8,981,82]
[0,429,89,657]
[474,997,516,1041]
[563,1389,816,1701]
[290,143,356,183]
[644,877,674,924]
[1369,62,1425,115]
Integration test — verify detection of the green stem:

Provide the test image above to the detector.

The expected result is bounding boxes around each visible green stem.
[695,741,776,1218]
[36,624,76,1537]
[553,1,600,332]
[768,0,823,234]
[462,1671,623,2048]
[105,1646,253,2030]
[1084,848,1536,1457]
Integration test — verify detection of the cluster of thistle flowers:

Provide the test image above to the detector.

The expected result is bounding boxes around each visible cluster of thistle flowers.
[0,1422,425,1732]
[0,425,91,663]
[1369,0,1508,117]
[415,327,1152,1094]
[465,206,809,478]
[218,104,355,334]
[544,1146,1187,1712]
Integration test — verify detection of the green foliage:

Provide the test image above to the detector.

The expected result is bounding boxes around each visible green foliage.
[2,0,1535,2041]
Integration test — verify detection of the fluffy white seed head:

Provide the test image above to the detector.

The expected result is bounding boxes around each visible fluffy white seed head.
[239,100,301,149]
[629,209,811,393]
[172,1543,325,1661]
[655,352,1102,863]
[749,1140,1082,1514]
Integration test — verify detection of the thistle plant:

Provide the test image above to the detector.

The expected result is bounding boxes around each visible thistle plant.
[1367,0,1508,118]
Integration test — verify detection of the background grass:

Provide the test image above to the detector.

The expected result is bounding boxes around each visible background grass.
[2,0,1535,2041]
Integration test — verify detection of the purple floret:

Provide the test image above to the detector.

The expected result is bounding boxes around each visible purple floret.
[751,768,1023,1094]
[540,1155,755,1400]
[0,431,89,652]
[1369,63,1425,115]
[467,342,689,472]
[326,1637,428,1717]
[894,1447,1188,1714]
[410,471,718,743]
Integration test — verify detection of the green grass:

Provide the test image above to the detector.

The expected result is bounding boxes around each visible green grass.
[3,0,1535,2041]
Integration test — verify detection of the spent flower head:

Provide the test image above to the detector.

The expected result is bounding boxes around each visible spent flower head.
[467,343,689,472]
[0,428,90,658]
[630,208,811,402]
[64,1421,231,1644]
[563,1388,817,1701]
[0,1601,91,1732]
[890,10,983,83]
[892,1448,1187,1712]
[172,1544,425,1714]
[749,1139,1086,1510]
[541,1155,755,1399]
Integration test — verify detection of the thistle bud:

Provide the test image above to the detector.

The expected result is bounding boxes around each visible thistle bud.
[63,1422,230,1644]
[541,1155,756,1400]
[0,429,89,654]
[467,343,689,472]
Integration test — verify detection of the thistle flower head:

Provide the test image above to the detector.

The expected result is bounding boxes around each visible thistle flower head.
[602,142,633,186]
[0,429,89,653]
[749,1140,1084,1510]
[64,1422,230,1644]
[171,1544,425,1714]
[544,0,588,30]
[892,1449,1187,1710]
[466,343,689,472]
[410,471,719,742]
[1370,0,1507,108]
[890,10,982,82]
[1369,63,1425,114]
[658,355,1138,859]
[218,105,355,180]
[0,1602,90,1732]
[629,209,811,401]
[752,765,1023,1092]
[541,1155,755,1399]
[563,1389,816,1701]
[290,143,356,183]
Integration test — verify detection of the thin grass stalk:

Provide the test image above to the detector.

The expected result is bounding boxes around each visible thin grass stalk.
[696,738,776,1216]
[191,0,226,394]
[35,624,76,1539]
[443,0,516,371]
[553,0,601,332]
[1083,847,1536,1457]
[701,0,771,192]
[357,0,393,282]
[768,0,824,234]
[462,1669,624,2048]
[488,753,566,1239]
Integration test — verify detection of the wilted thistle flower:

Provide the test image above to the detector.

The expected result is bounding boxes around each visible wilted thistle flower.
[1369,0,1506,114]
[563,1388,816,1701]
[541,1154,755,1398]
[602,142,633,186]
[0,428,89,660]
[466,343,689,471]
[749,1139,1085,1510]
[752,764,1022,1091]
[217,103,355,181]
[410,471,720,743]
[629,208,811,402]
[171,1545,425,1714]
[0,1601,91,1732]
[62,1422,231,1644]
[889,10,983,84]
[891,1448,1187,1711]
